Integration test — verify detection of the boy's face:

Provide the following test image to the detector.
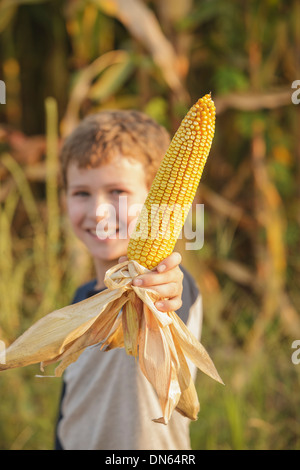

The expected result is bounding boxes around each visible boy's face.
[66,156,149,264]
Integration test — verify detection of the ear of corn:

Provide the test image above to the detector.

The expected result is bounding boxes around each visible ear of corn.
[127,93,216,269]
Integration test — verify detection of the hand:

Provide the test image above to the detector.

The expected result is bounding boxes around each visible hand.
[119,252,183,312]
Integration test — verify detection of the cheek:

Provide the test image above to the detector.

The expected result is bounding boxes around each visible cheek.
[67,200,85,230]
[121,193,147,235]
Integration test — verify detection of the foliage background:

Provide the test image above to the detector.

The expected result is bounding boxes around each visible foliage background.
[0,0,299,450]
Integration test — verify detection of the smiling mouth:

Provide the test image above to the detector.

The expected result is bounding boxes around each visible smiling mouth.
[88,228,120,240]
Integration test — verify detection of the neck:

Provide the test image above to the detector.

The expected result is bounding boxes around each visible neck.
[93,258,120,290]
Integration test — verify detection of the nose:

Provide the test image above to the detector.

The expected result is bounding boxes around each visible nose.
[96,202,116,223]
[92,195,118,228]
[85,194,110,222]
[95,197,118,239]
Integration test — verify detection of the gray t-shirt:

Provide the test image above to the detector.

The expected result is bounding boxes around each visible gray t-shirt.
[55,266,202,450]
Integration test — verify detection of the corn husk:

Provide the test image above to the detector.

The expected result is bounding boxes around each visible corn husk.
[0,259,223,423]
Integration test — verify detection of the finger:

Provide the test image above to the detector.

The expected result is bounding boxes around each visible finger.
[147,281,181,300]
[155,296,183,313]
[156,252,182,273]
[132,266,183,288]
[118,255,128,263]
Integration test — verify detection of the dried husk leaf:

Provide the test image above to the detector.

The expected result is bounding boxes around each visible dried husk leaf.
[101,316,124,351]
[171,332,200,420]
[52,294,128,376]
[0,287,124,372]
[158,322,200,421]
[138,305,181,424]
[122,295,140,357]
[168,310,224,385]
[0,259,223,424]
[152,363,181,425]
[132,285,172,327]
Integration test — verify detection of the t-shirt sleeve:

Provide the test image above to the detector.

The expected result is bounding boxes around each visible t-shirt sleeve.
[177,265,202,325]
[71,279,98,304]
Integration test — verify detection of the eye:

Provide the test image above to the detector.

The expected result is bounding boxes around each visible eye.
[110,189,128,196]
[73,190,90,197]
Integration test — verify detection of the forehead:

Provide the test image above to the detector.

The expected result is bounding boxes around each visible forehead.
[66,156,147,189]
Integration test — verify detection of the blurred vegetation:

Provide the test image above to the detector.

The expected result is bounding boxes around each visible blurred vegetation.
[0,0,299,450]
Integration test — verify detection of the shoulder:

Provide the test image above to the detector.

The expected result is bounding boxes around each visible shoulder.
[180,265,200,301]
[71,279,98,304]
[177,265,201,324]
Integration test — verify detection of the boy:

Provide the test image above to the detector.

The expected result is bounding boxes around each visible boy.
[55,110,203,450]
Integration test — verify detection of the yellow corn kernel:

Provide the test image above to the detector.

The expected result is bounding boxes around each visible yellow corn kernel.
[127,93,216,269]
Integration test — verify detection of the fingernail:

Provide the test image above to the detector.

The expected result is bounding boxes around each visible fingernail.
[157,264,166,273]
[133,278,143,286]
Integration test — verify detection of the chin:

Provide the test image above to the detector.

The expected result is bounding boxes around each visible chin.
[92,245,127,264]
